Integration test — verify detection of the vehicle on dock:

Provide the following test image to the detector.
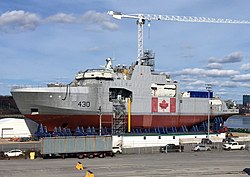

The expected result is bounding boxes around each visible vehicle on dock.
[112,146,122,154]
[201,138,212,144]
[4,149,23,158]
[160,144,184,153]
[192,144,211,151]
[40,136,114,159]
[200,138,218,149]
[222,137,235,143]
[222,142,245,150]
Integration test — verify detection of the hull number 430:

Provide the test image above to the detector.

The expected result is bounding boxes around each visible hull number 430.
[78,101,90,107]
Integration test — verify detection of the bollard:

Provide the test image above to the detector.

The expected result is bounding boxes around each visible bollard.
[85,170,94,177]
[29,152,35,160]
[75,161,84,170]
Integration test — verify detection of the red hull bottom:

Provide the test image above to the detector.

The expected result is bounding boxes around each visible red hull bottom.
[24,114,228,132]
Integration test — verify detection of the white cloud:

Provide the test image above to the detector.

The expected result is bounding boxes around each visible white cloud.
[180,78,220,90]
[218,80,250,88]
[81,11,118,31]
[206,69,239,77]
[209,81,220,87]
[186,80,206,86]
[84,46,101,52]
[240,83,250,87]
[208,51,243,64]
[176,68,204,75]
[206,63,222,69]
[45,13,76,23]
[175,68,239,77]
[183,85,195,90]
[240,63,250,71]
[179,77,197,83]
[220,81,239,88]
[232,73,250,82]
[182,84,205,91]
[0,10,41,32]
[215,91,228,95]
[0,10,118,33]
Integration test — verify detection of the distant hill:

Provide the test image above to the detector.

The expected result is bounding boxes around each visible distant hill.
[0,96,21,115]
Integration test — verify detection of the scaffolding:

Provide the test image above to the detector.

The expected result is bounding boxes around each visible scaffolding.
[112,100,126,135]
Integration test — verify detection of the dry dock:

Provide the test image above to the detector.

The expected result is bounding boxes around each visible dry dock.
[0,150,249,177]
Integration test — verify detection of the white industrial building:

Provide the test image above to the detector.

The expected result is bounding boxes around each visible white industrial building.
[0,118,38,138]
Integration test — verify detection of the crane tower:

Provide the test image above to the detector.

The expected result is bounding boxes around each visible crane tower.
[107,11,250,65]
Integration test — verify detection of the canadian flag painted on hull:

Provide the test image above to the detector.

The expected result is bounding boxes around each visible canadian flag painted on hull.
[151,97,176,113]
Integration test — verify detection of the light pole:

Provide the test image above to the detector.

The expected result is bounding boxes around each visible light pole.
[205,84,212,139]
[98,106,102,136]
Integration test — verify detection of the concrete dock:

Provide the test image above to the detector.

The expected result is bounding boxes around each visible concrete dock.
[0,150,249,177]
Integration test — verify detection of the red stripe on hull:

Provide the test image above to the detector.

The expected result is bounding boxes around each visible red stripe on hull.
[24,114,226,132]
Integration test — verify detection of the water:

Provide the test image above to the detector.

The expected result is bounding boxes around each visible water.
[224,115,250,129]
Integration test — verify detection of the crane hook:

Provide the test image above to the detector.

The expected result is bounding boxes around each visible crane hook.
[148,21,151,40]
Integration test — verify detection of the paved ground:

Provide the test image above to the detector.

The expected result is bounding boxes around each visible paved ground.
[0,150,249,177]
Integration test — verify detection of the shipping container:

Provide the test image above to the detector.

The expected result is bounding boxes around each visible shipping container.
[40,136,113,159]
[188,91,213,98]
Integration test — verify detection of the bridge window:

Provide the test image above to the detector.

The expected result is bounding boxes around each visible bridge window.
[31,108,39,115]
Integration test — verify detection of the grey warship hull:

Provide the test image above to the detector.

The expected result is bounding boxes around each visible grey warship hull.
[11,54,238,132]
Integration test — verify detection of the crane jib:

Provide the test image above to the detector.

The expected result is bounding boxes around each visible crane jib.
[108,10,250,64]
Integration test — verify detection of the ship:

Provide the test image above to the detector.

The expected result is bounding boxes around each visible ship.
[11,50,239,133]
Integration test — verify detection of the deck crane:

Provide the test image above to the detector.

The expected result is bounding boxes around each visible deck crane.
[107,11,250,65]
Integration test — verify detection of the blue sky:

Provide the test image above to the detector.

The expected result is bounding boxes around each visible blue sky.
[1,0,250,103]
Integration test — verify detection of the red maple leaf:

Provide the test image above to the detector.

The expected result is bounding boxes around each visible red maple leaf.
[159,100,168,110]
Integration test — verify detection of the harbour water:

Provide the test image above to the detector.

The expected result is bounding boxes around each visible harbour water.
[224,115,250,129]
